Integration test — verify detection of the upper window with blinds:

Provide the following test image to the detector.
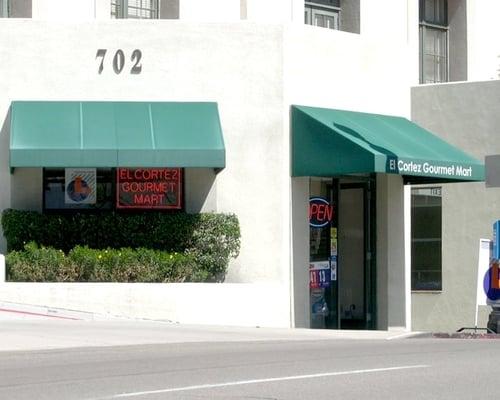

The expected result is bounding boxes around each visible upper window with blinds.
[111,0,159,19]
[305,1,341,30]
[0,0,9,17]
[419,0,448,84]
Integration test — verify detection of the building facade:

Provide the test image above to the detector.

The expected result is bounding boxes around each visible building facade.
[0,0,498,331]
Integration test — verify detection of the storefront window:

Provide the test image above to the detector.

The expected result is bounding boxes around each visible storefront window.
[43,168,184,212]
[411,187,442,290]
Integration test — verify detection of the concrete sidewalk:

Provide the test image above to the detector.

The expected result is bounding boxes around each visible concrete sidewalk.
[0,302,421,352]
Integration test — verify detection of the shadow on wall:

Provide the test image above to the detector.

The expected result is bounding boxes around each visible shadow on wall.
[0,108,11,254]
[185,168,217,213]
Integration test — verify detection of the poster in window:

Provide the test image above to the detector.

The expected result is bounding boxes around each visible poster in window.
[65,168,97,204]
[309,261,331,289]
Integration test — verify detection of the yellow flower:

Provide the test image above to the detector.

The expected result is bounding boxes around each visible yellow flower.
[98,255,102,259]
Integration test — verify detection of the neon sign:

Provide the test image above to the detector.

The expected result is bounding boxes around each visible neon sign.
[116,168,182,209]
[309,197,334,228]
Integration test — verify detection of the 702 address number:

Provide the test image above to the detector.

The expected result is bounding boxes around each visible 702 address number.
[96,49,142,75]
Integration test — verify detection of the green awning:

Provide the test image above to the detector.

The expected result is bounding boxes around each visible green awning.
[292,105,484,183]
[10,101,225,168]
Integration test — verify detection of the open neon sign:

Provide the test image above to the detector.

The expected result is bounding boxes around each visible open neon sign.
[309,197,334,228]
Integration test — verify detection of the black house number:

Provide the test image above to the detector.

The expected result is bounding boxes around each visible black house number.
[96,49,142,74]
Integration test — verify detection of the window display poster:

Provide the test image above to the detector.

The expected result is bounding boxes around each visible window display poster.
[330,255,337,281]
[65,168,96,204]
[310,261,331,288]
[330,227,337,256]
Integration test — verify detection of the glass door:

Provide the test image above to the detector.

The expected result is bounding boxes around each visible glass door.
[337,177,376,330]
[309,178,338,329]
[309,175,376,330]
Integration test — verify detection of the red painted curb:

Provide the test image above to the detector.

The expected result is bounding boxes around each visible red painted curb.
[0,308,81,320]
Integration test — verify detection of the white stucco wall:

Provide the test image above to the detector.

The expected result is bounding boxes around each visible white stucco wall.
[0,282,290,327]
[0,20,292,325]
[284,24,413,117]
[0,20,288,284]
[283,24,414,329]
[180,0,240,21]
[32,0,101,20]
[0,2,444,328]
[467,0,500,81]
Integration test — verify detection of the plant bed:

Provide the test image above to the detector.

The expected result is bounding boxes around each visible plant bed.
[1,209,240,283]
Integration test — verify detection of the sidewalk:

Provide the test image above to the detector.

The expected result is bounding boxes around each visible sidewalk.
[0,302,421,352]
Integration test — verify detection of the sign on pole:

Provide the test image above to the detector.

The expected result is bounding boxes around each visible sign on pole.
[475,239,491,327]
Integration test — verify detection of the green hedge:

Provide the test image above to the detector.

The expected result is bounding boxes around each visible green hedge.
[6,243,201,283]
[1,209,240,282]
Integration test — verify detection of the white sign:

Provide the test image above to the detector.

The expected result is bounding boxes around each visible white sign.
[309,261,330,271]
[388,158,473,178]
[65,168,97,204]
[476,239,491,307]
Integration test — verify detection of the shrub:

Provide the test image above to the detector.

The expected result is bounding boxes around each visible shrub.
[1,209,240,282]
[6,242,80,282]
[6,243,199,283]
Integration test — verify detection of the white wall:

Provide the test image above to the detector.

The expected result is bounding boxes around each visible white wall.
[467,0,500,81]
[0,282,290,327]
[180,0,240,21]
[32,0,100,20]
[245,0,293,23]
[0,19,289,292]
[284,25,413,117]
[376,174,408,331]
[284,22,415,328]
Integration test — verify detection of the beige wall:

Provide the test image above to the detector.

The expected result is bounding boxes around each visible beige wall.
[412,80,500,331]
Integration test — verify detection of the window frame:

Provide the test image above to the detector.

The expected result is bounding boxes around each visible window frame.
[111,0,159,19]
[411,186,443,292]
[419,0,449,84]
[0,0,9,18]
[304,1,341,30]
[42,167,185,213]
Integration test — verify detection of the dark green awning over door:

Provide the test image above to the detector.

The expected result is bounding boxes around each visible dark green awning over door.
[291,105,484,183]
[10,101,225,168]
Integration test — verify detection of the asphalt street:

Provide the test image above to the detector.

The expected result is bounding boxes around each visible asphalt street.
[1,320,499,400]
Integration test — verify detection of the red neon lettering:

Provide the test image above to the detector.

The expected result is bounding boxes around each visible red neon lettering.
[149,169,159,180]
[325,205,333,222]
[309,204,318,220]
[133,193,165,206]
[119,169,130,180]
[316,204,325,221]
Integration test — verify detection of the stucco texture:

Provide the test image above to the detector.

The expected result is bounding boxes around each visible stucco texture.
[411,80,500,332]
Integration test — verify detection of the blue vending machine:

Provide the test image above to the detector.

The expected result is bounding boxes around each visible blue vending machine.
[487,221,500,333]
